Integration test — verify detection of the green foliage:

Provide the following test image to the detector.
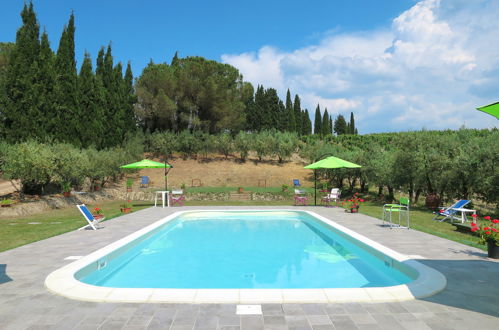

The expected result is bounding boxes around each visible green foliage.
[147,131,178,158]
[215,133,234,159]
[177,130,201,159]
[0,4,135,148]
[314,104,322,135]
[252,130,272,161]
[234,131,252,161]
[334,114,347,135]
[322,109,330,136]
[135,56,246,134]
[272,131,299,163]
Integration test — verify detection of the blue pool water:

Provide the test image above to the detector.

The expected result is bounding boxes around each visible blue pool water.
[78,211,414,288]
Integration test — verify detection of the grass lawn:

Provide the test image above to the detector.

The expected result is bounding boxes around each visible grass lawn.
[358,202,486,250]
[0,200,151,252]
[149,186,315,194]
[0,197,486,253]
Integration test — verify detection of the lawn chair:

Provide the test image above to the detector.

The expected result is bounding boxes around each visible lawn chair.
[170,190,186,207]
[140,176,150,188]
[433,199,471,222]
[382,197,410,229]
[321,188,341,207]
[77,204,105,230]
[293,179,301,187]
[294,189,308,206]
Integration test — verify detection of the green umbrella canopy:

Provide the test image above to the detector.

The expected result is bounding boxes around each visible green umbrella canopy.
[304,156,361,206]
[304,156,361,169]
[120,159,172,169]
[476,102,499,119]
[120,159,172,190]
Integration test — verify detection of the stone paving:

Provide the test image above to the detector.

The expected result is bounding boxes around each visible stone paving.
[0,206,498,329]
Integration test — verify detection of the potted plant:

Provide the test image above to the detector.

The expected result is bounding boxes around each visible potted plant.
[62,182,71,197]
[121,200,132,213]
[342,193,365,213]
[92,207,104,220]
[281,184,289,192]
[471,215,499,259]
[1,199,13,207]
[126,178,133,192]
[238,186,244,193]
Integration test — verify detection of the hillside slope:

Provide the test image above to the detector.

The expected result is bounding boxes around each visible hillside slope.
[136,153,314,189]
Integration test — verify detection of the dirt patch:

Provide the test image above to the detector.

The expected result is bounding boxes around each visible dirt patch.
[134,152,314,189]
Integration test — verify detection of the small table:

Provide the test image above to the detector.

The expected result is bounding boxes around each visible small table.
[154,191,170,208]
[451,208,476,223]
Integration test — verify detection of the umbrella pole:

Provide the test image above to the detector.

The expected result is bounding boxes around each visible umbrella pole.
[314,170,317,206]
[164,163,167,191]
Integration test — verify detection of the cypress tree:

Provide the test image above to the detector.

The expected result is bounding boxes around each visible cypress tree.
[111,62,125,145]
[34,31,56,139]
[171,51,180,66]
[303,109,312,135]
[278,99,287,131]
[123,62,136,130]
[2,3,41,141]
[322,108,330,136]
[313,104,322,135]
[334,114,347,135]
[285,89,295,132]
[263,88,280,130]
[54,12,79,145]
[253,85,265,131]
[293,94,302,134]
[78,52,103,147]
[349,112,356,134]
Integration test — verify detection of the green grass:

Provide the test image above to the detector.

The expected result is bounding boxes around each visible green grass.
[0,194,486,253]
[0,200,151,252]
[357,202,486,251]
[172,186,315,194]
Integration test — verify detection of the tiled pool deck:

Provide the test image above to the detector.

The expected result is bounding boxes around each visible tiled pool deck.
[1,206,498,329]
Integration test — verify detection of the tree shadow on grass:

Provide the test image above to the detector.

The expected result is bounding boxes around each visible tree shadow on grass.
[0,264,13,284]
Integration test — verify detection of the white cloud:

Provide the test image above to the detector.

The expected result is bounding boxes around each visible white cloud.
[221,0,499,133]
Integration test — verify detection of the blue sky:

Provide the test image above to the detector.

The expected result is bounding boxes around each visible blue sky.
[2,0,498,133]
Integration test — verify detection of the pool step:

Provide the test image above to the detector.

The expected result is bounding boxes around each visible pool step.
[229,192,252,201]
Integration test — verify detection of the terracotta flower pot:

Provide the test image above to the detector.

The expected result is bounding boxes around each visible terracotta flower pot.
[93,214,104,220]
[121,207,132,213]
[63,191,71,197]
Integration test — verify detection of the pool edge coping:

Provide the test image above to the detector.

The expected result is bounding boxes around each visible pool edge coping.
[44,209,447,303]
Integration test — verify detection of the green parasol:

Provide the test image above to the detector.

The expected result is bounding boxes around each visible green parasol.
[476,102,499,119]
[304,156,362,205]
[120,159,172,190]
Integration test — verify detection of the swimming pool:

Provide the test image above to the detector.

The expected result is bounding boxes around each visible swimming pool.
[45,210,446,303]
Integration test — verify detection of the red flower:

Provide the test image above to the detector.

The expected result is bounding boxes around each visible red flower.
[471,222,478,227]
[471,214,478,218]
[492,219,499,224]
[440,210,446,213]
[484,216,491,220]
[471,227,478,232]
[492,228,498,232]
[485,231,491,235]
[94,207,101,212]
[484,227,490,230]
[359,199,364,202]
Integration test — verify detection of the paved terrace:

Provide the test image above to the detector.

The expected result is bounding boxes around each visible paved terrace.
[0,206,498,330]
